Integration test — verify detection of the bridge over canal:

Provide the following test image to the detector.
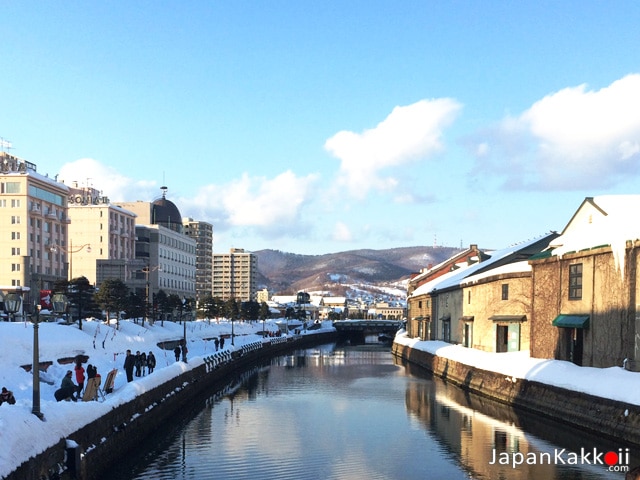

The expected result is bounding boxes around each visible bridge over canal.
[333,319,403,343]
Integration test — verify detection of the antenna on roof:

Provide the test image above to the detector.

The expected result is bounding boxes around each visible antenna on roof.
[0,138,13,154]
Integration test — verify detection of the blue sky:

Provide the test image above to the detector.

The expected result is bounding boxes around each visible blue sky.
[2,2,640,255]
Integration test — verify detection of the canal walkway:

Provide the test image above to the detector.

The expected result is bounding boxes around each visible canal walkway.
[0,318,337,480]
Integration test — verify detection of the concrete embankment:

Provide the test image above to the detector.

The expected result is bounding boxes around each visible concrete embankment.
[392,341,640,447]
[6,332,338,480]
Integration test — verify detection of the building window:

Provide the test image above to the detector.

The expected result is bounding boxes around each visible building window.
[569,263,583,300]
[1,181,20,193]
[501,284,509,300]
[418,300,422,309]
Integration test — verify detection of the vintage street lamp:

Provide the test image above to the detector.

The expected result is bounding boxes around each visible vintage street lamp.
[4,292,22,323]
[32,293,68,420]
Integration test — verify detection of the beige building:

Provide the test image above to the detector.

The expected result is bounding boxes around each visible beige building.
[0,152,69,307]
[407,245,486,338]
[66,184,137,285]
[460,262,532,352]
[530,196,640,367]
[408,234,556,345]
[368,302,405,320]
[256,288,270,304]
[212,248,257,301]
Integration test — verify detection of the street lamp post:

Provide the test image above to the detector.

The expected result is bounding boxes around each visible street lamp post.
[32,293,68,420]
[49,242,91,281]
[32,302,42,419]
[181,297,187,362]
[231,304,235,346]
[141,265,162,327]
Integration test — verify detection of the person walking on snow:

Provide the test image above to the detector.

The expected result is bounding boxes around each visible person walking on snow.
[124,349,135,382]
[134,351,143,377]
[147,351,156,374]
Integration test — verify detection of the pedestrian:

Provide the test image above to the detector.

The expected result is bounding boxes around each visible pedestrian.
[54,371,77,402]
[174,345,181,362]
[220,336,225,349]
[140,351,147,375]
[181,341,188,363]
[135,351,142,377]
[124,349,135,382]
[74,358,85,396]
[0,387,16,405]
[87,364,97,379]
[214,337,219,351]
[147,351,156,374]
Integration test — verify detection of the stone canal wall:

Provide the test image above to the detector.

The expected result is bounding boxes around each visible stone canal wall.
[392,341,640,447]
[6,332,338,480]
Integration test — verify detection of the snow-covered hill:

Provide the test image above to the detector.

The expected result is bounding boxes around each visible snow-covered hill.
[254,246,462,299]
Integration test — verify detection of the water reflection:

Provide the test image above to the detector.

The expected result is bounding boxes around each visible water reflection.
[102,343,638,480]
[401,361,637,479]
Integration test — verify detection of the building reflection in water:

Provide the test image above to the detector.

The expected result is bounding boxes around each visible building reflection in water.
[401,360,631,479]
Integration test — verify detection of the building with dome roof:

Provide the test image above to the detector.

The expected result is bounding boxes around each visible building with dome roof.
[151,191,183,233]
[115,187,196,303]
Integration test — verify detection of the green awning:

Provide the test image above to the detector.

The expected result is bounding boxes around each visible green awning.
[552,314,589,328]
[490,315,526,322]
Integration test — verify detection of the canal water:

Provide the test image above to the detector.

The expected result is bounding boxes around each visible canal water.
[102,342,639,480]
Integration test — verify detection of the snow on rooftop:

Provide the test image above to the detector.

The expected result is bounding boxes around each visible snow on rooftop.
[460,260,531,286]
[550,195,640,277]
[411,235,551,297]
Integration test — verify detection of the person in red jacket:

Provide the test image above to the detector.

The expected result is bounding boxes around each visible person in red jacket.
[74,359,85,396]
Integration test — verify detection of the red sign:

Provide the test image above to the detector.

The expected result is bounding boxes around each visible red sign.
[40,290,52,310]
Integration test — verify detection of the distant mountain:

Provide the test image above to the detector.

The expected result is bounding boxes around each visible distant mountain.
[253,246,463,300]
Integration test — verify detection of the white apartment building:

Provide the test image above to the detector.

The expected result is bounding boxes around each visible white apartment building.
[212,248,257,301]
[183,218,213,301]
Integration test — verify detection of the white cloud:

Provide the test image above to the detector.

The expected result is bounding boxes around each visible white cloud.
[324,98,461,198]
[58,159,319,241]
[181,170,319,234]
[474,74,640,190]
[332,221,352,242]
[58,158,158,201]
